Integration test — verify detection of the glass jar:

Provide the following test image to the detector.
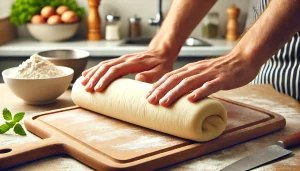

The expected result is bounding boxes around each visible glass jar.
[202,12,220,39]
[105,14,121,40]
[128,16,142,38]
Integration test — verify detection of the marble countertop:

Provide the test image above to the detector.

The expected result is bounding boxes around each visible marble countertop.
[0,83,299,171]
[0,38,236,57]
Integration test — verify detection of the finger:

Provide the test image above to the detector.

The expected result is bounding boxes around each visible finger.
[94,61,153,92]
[82,59,113,77]
[85,59,125,92]
[82,58,118,84]
[187,78,224,102]
[81,64,101,86]
[82,67,94,77]
[135,65,167,83]
[147,70,196,105]
[146,67,187,99]
[159,74,211,107]
[153,67,187,89]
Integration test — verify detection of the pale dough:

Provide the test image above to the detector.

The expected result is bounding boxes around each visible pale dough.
[71,77,227,142]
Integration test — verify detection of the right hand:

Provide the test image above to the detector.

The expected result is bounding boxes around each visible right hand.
[81,49,176,92]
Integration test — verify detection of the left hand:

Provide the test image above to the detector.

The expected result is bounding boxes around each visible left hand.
[146,53,261,107]
[80,49,176,92]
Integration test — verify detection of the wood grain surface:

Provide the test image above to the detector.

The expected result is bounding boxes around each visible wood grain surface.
[0,84,299,171]
[0,88,286,170]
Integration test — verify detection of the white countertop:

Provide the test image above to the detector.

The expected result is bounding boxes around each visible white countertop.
[0,38,236,57]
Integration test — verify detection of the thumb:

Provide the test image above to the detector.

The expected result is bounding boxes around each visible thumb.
[135,68,167,83]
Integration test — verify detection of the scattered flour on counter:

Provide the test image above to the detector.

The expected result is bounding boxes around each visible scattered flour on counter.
[231,97,299,116]
[87,128,141,142]
[114,135,178,150]
[10,54,65,79]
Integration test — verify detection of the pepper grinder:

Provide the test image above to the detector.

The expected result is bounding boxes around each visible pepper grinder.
[87,0,101,40]
[226,4,240,41]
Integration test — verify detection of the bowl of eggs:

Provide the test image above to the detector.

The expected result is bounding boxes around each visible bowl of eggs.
[27,5,80,42]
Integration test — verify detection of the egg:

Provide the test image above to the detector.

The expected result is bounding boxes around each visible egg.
[41,6,55,19]
[47,15,62,24]
[31,15,45,24]
[61,11,79,23]
[56,6,69,15]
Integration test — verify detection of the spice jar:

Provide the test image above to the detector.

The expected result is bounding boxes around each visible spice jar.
[202,12,220,39]
[128,16,142,37]
[105,14,121,40]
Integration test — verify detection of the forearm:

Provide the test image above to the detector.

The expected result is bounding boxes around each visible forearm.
[233,0,300,67]
[149,0,217,57]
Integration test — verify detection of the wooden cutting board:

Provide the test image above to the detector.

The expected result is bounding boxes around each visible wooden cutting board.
[0,96,285,170]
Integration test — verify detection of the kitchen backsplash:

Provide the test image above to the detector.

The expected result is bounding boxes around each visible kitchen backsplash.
[12,0,250,39]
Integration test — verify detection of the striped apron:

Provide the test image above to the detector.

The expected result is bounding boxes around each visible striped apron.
[247,0,300,101]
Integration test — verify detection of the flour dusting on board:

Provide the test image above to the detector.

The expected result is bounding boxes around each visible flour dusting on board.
[87,128,141,142]
[114,135,178,150]
[42,112,96,126]
[167,94,300,171]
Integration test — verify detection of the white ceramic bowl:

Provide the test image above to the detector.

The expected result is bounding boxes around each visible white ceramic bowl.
[2,66,74,105]
[27,23,79,42]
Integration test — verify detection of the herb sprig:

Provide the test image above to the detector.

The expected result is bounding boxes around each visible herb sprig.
[0,108,27,136]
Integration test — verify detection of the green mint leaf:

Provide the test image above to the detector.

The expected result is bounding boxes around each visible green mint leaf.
[13,123,27,136]
[13,112,25,122]
[3,108,12,121]
[6,121,16,128]
[0,124,10,134]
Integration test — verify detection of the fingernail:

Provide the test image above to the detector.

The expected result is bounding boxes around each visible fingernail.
[94,83,102,91]
[145,91,152,98]
[159,97,169,105]
[147,94,157,103]
[138,74,147,82]
[188,94,196,102]
[191,94,196,100]
[81,77,88,83]
[85,82,92,89]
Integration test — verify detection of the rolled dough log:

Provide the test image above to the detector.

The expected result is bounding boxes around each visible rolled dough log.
[72,77,227,142]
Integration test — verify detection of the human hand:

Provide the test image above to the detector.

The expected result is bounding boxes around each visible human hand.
[81,49,176,92]
[146,52,261,107]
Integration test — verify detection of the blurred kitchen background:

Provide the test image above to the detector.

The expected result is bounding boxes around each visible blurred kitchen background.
[1,0,250,39]
[0,0,252,83]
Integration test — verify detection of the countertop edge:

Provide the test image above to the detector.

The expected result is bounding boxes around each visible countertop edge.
[0,38,235,57]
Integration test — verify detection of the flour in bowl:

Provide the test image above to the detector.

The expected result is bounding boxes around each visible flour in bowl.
[11,55,65,79]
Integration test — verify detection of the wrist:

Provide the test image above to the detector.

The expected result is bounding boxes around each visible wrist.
[229,43,267,72]
[148,44,180,62]
[148,32,184,60]
[231,30,272,68]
